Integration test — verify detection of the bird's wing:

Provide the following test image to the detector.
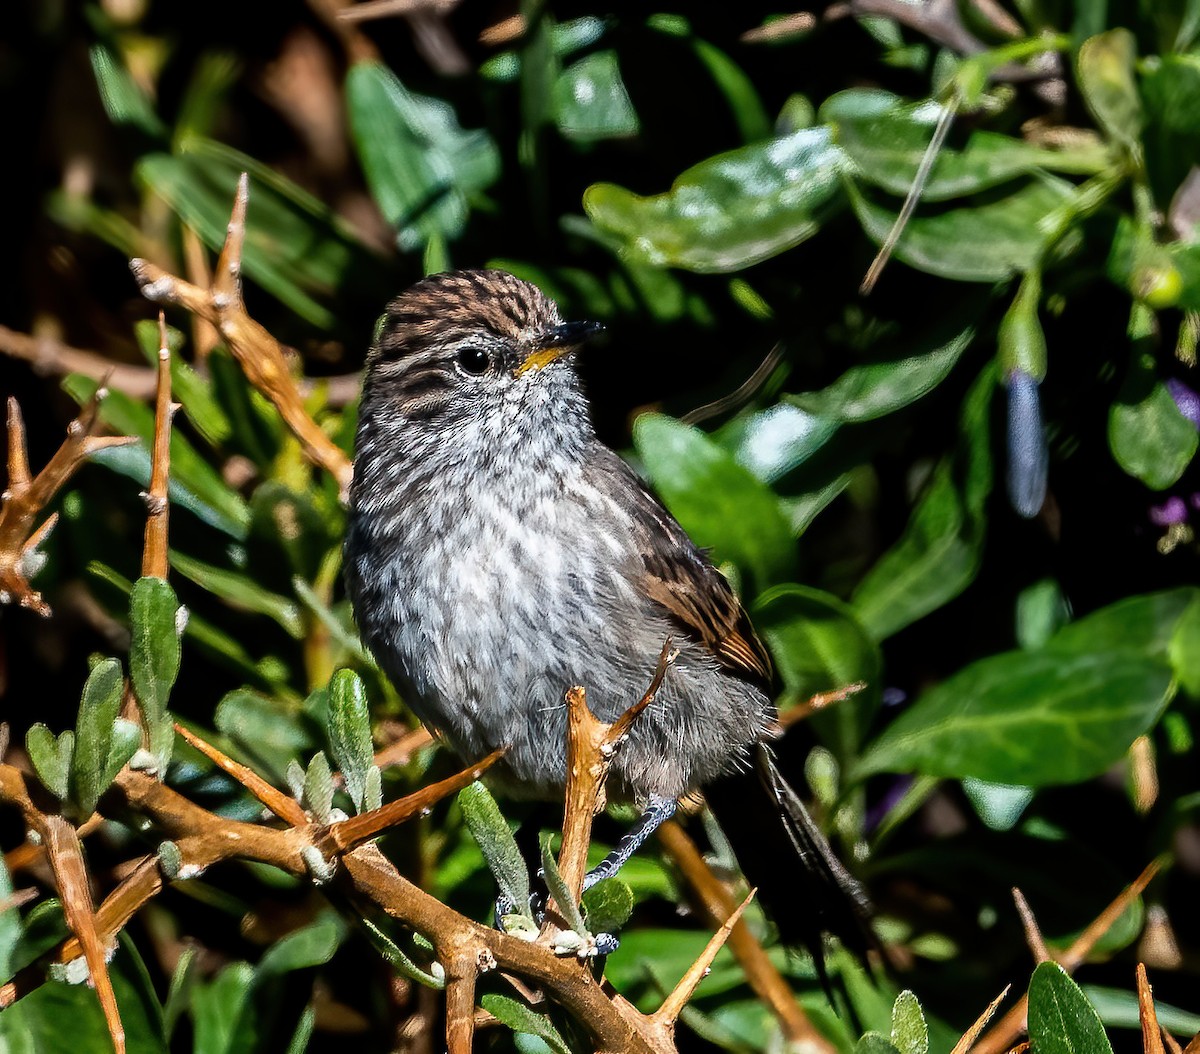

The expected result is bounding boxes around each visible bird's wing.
[601,452,773,692]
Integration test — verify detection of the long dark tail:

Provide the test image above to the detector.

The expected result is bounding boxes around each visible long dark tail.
[704,744,874,992]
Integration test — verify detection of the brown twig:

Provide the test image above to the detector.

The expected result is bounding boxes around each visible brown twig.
[973,860,1163,1054]
[1138,964,1166,1054]
[130,175,354,500]
[0,325,159,399]
[1012,888,1050,964]
[656,820,833,1051]
[776,681,867,730]
[0,392,135,615]
[323,749,503,853]
[444,951,478,1054]
[141,313,174,579]
[173,721,308,826]
[950,986,1011,1054]
[652,890,755,1029]
[43,815,124,1053]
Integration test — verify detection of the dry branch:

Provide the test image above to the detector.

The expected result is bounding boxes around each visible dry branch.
[0,391,135,615]
[141,313,174,580]
[656,819,832,1051]
[950,986,1011,1054]
[130,174,354,500]
[973,860,1162,1054]
[1138,964,1166,1054]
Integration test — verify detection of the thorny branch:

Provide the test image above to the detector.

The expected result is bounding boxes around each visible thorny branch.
[130,174,355,500]
[0,390,134,616]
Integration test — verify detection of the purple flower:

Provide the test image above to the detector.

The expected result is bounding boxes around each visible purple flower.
[1149,496,1189,527]
[1167,379,1200,429]
[1006,369,1048,519]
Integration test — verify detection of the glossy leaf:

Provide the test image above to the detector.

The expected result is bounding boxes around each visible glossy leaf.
[255,913,343,977]
[129,576,182,773]
[1108,363,1198,490]
[554,51,639,141]
[1028,962,1114,1054]
[459,782,531,920]
[214,690,314,782]
[854,648,1172,786]
[1080,984,1200,1033]
[346,61,499,251]
[634,413,797,589]
[1170,595,1200,697]
[584,126,848,272]
[327,669,374,814]
[1048,588,1199,661]
[789,325,972,422]
[717,403,839,484]
[852,366,994,640]
[821,89,1106,200]
[847,176,1075,282]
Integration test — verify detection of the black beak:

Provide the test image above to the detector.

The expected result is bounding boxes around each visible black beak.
[536,320,606,351]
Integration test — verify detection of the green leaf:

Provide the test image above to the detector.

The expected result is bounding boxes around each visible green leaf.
[753,584,881,761]
[890,993,928,1054]
[789,325,973,422]
[480,995,572,1054]
[581,878,634,935]
[1027,962,1114,1054]
[857,1034,904,1054]
[137,139,383,329]
[1108,363,1198,490]
[584,126,848,272]
[214,690,313,783]
[962,778,1035,831]
[854,649,1173,787]
[716,404,839,484]
[1077,29,1142,151]
[63,374,251,539]
[540,833,589,937]
[634,414,797,590]
[103,719,142,792]
[70,657,124,815]
[26,725,74,801]
[346,61,500,251]
[356,917,445,989]
[1079,984,1200,1034]
[1170,595,1200,698]
[303,751,334,825]
[847,176,1075,282]
[852,366,994,640]
[256,913,344,978]
[129,576,182,773]
[554,51,639,141]
[170,550,303,638]
[88,43,167,138]
[821,89,1107,200]
[327,669,375,813]
[191,961,255,1054]
[1016,579,1071,650]
[460,782,531,919]
[1047,588,1199,662]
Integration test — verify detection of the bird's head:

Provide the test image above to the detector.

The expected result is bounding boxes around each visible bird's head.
[362,269,604,431]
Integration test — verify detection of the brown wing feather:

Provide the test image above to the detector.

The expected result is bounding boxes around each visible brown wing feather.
[603,453,773,692]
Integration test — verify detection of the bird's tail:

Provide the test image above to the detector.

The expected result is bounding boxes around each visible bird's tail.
[703,743,874,994]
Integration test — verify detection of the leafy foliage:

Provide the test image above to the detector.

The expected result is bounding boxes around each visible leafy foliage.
[3,1,1199,1052]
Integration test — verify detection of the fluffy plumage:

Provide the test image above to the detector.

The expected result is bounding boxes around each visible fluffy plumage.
[345,268,871,963]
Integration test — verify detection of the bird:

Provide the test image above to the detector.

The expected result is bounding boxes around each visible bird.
[344,267,872,976]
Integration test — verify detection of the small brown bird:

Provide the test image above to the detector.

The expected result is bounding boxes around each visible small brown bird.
[345,269,871,974]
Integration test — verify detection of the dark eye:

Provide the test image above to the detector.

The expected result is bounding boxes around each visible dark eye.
[456,347,491,375]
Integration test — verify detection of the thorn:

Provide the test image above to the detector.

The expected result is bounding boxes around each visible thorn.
[950,986,1011,1054]
[6,398,30,489]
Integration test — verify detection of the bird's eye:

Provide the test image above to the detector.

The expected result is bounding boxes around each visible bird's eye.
[456,347,491,375]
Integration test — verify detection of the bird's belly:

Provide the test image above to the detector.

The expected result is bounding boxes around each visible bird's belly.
[350,499,771,801]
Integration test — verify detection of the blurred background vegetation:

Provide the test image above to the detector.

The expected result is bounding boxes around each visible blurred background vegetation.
[2,0,1199,1051]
